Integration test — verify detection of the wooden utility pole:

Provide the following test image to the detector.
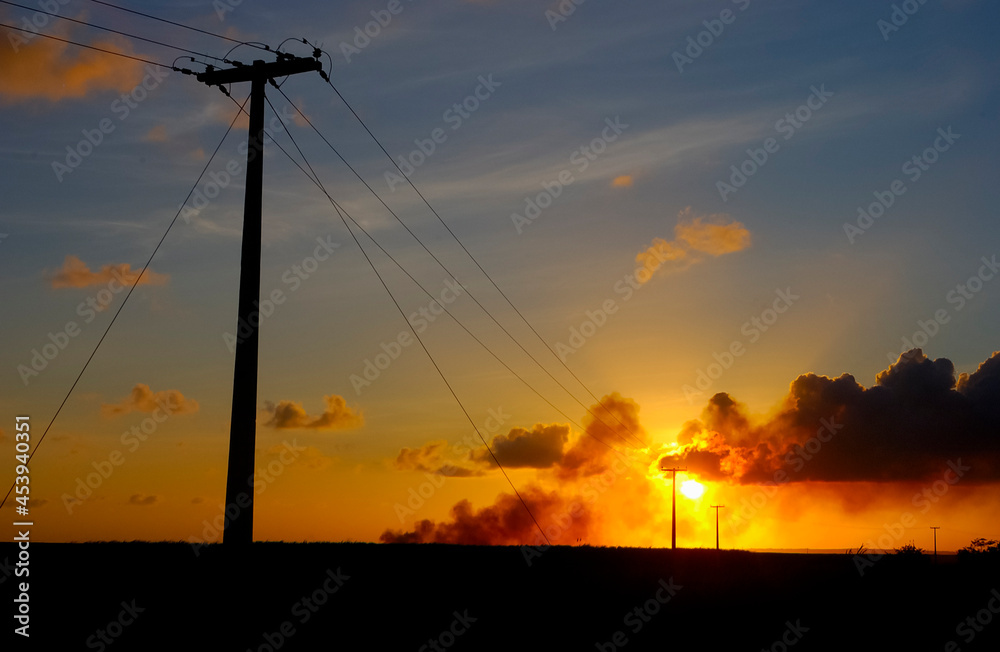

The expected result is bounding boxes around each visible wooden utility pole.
[930,526,941,561]
[196,56,321,545]
[661,467,686,550]
[710,505,725,550]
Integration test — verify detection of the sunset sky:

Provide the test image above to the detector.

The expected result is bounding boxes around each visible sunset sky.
[1,0,998,553]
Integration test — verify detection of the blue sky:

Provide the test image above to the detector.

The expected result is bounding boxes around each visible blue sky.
[0,0,998,547]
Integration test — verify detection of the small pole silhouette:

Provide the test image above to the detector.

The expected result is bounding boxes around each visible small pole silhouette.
[661,467,686,550]
[930,526,940,561]
[710,505,725,550]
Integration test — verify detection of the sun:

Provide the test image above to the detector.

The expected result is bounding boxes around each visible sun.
[680,479,704,500]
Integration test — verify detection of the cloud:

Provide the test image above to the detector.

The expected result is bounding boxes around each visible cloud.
[0,23,145,103]
[144,124,168,143]
[381,351,1000,547]
[393,440,484,477]
[263,394,363,430]
[101,384,199,418]
[611,175,634,188]
[635,207,751,283]
[660,349,1000,484]
[128,494,157,506]
[380,484,596,545]
[473,424,570,469]
[46,255,169,289]
[383,393,655,545]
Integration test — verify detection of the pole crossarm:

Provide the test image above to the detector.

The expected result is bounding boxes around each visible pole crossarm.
[196,56,321,87]
[189,53,320,546]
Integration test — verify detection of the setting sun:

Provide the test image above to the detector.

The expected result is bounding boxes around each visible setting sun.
[680,479,704,500]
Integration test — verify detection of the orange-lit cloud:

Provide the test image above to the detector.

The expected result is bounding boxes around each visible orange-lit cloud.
[380,484,596,545]
[0,24,145,103]
[635,207,751,283]
[263,394,363,430]
[144,124,168,143]
[101,383,199,418]
[660,349,1000,485]
[128,494,158,506]
[611,175,634,188]
[46,255,169,289]
[382,350,1000,548]
[473,424,570,469]
[384,393,657,545]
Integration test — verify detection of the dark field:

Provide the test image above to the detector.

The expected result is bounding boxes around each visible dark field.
[3,542,999,650]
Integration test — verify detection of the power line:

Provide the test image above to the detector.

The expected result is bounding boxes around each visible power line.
[259,93,551,546]
[0,96,251,513]
[313,57,645,446]
[0,0,226,62]
[244,93,633,460]
[82,0,271,52]
[0,19,173,68]
[273,84,646,451]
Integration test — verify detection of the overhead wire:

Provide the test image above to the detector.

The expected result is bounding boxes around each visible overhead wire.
[0,19,173,68]
[309,49,646,444]
[0,0,228,63]
[244,92,632,460]
[272,84,647,451]
[82,0,272,52]
[0,96,252,513]
[258,93,552,546]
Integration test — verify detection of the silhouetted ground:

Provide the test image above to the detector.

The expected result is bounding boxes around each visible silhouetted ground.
[2,542,998,650]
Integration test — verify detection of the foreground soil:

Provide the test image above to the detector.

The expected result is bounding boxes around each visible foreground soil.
[2,542,998,650]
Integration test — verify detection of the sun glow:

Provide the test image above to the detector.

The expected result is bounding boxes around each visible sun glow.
[680,479,704,500]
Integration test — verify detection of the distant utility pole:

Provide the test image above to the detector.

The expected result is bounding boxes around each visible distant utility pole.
[710,505,725,550]
[195,55,321,545]
[661,467,687,550]
[930,526,941,561]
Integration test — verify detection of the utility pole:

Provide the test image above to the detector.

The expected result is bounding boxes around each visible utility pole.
[930,526,940,561]
[710,505,725,550]
[661,467,686,550]
[196,55,321,545]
